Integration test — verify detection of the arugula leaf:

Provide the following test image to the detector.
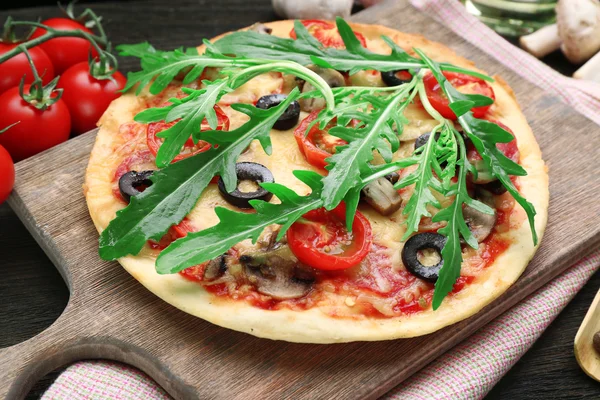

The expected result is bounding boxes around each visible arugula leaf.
[213,18,492,81]
[116,46,242,95]
[98,90,299,260]
[156,171,324,274]
[416,49,537,245]
[396,121,443,240]
[134,80,228,167]
[319,80,419,222]
[431,131,478,310]
[116,42,162,58]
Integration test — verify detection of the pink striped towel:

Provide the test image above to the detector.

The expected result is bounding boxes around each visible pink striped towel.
[41,1,600,399]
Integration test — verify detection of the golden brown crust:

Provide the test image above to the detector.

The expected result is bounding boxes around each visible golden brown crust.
[85,20,549,343]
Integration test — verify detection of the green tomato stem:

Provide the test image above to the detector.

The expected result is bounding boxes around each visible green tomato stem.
[0,21,108,65]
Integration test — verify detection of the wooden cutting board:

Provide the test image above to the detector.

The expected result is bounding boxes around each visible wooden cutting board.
[2,1,600,399]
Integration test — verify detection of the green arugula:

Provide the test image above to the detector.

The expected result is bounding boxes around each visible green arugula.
[213,18,492,80]
[156,170,324,274]
[416,49,538,245]
[135,80,228,168]
[431,131,486,310]
[319,80,419,227]
[99,90,299,260]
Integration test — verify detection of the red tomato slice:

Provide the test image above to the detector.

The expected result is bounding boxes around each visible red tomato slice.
[289,19,367,49]
[149,218,197,250]
[287,203,372,271]
[146,105,229,163]
[294,110,348,170]
[466,119,519,163]
[423,72,495,120]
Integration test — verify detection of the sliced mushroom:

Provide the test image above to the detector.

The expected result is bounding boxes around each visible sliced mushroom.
[240,246,314,300]
[204,255,228,281]
[249,23,273,35]
[299,66,345,112]
[464,189,497,243]
[361,177,402,216]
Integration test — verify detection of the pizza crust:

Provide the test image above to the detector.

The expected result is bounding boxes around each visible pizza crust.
[85,20,549,343]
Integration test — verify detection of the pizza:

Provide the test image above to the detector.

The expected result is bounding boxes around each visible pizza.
[84,19,549,343]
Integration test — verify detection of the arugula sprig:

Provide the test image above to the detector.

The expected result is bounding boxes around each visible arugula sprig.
[119,42,337,167]
[213,18,492,81]
[99,90,300,260]
[416,49,538,245]
[156,170,324,273]
[320,78,420,227]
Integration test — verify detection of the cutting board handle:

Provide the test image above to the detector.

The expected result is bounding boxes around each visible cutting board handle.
[0,308,155,400]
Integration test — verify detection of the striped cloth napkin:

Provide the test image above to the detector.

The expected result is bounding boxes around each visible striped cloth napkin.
[41,1,600,399]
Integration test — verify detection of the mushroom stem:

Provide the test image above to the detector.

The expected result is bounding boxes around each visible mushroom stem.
[574,51,600,82]
[519,24,562,58]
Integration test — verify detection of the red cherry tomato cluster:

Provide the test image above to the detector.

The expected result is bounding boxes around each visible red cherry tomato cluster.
[0,11,124,158]
[0,7,124,204]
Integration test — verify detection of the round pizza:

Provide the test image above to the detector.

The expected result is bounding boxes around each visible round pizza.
[84,19,549,343]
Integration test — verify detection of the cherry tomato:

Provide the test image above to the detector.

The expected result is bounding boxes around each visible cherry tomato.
[294,110,348,170]
[30,18,99,73]
[287,203,372,271]
[146,105,229,163]
[0,85,70,162]
[0,144,15,204]
[289,20,367,49]
[423,72,495,120]
[57,61,126,134]
[466,119,519,163]
[0,43,55,95]
[149,218,197,250]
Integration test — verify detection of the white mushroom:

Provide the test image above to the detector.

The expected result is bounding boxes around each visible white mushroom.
[519,24,562,58]
[519,0,600,64]
[556,0,600,64]
[574,50,600,82]
[272,0,353,20]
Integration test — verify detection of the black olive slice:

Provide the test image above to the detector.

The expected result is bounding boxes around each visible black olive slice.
[118,170,154,203]
[385,172,400,184]
[256,94,301,130]
[218,162,274,209]
[414,131,441,151]
[382,69,416,86]
[401,232,447,282]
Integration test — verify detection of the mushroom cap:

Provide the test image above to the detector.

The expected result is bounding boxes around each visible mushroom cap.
[557,0,600,63]
[272,0,353,20]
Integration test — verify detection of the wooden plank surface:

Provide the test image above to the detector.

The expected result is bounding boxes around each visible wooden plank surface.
[1,0,600,399]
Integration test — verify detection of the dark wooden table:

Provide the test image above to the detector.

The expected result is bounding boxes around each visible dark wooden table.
[0,0,598,398]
